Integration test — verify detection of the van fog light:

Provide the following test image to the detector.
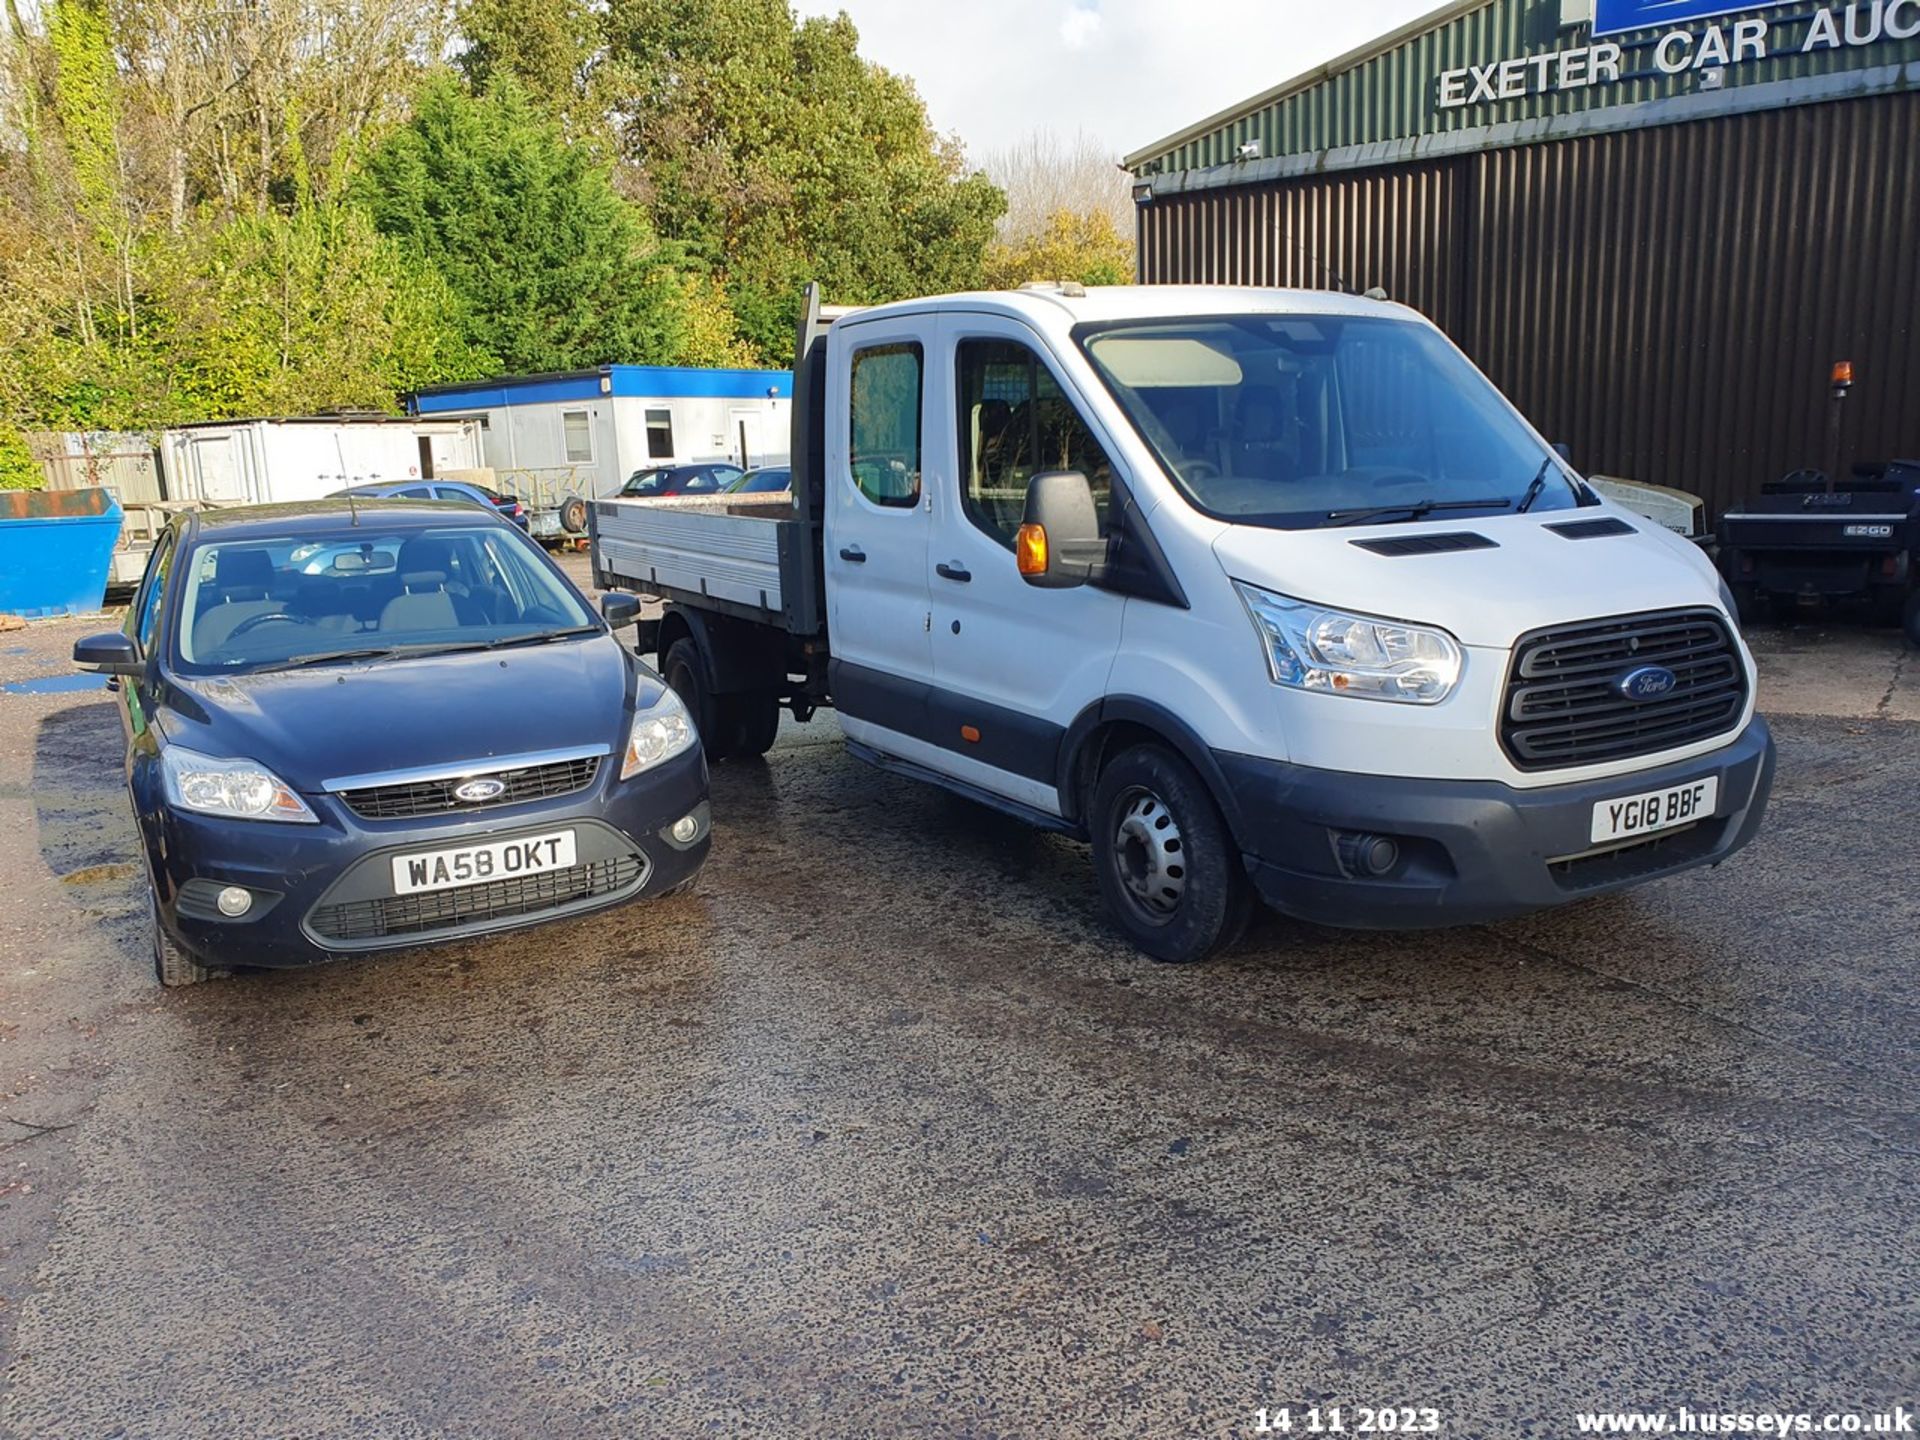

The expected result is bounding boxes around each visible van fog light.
[1335,832,1400,879]
[671,814,700,844]
[215,885,254,917]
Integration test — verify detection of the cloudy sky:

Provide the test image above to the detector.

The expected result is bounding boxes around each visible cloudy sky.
[793,0,1438,162]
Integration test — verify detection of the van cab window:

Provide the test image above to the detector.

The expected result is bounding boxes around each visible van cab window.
[957,339,1115,547]
[1077,315,1576,529]
[848,342,922,509]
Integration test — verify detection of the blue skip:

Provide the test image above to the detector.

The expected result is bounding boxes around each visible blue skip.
[0,488,124,619]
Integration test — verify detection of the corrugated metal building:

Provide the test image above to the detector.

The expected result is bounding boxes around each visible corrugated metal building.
[1126,0,1920,518]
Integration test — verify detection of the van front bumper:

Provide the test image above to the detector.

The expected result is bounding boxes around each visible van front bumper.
[1217,718,1774,930]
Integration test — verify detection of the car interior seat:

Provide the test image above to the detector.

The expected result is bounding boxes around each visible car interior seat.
[379,571,459,633]
[191,548,286,655]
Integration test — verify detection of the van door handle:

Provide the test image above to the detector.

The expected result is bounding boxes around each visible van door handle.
[839,545,866,563]
[935,562,971,583]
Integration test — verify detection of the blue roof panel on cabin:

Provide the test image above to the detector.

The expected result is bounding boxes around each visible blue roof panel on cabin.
[410,366,792,414]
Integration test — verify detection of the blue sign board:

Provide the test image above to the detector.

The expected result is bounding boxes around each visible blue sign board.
[1592,0,1770,36]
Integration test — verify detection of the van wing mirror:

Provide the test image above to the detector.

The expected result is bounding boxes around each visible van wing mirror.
[600,593,642,630]
[74,631,143,676]
[1017,471,1106,589]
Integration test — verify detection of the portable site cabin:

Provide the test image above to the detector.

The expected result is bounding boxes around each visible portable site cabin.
[406,365,794,504]
[158,416,484,508]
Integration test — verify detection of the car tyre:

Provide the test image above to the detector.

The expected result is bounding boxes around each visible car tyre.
[559,496,589,534]
[150,892,220,988]
[1904,588,1920,649]
[727,691,781,758]
[663,638,733,762]
[1090,744,1251,964]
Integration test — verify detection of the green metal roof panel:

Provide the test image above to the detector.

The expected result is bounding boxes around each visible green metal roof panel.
[1127,0,1920,174]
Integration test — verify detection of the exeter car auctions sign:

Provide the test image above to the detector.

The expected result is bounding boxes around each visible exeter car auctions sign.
[1435,0,1919,109]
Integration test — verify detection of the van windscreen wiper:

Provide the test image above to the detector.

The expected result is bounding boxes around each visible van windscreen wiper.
[1321,497,1513,528]
[1515,456,1557,514]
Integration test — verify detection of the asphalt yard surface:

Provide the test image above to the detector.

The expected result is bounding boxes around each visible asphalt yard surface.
[0,593,1914,1439]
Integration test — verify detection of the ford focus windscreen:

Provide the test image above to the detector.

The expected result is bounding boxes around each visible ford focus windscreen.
[1077,315,1581,529]
[173,525,596,673]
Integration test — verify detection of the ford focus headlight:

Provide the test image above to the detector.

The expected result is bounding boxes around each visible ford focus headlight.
[1233,582,1463,705]
[621,685,697,779]
[161,744,318,822]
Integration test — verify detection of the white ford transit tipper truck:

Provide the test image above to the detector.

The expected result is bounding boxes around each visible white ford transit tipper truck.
[592,284,1774,963]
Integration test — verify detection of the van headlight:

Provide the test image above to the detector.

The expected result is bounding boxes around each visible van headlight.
[621,685,697,778]
[1233,582,1463,705]
[161,745,318,822]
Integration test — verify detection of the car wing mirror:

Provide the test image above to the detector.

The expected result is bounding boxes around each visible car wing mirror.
[1017,471,1107,589]
[74,631,143,676]
[600,593,642,630]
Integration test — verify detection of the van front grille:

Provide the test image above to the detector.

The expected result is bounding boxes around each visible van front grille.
[1501,609,1745,771]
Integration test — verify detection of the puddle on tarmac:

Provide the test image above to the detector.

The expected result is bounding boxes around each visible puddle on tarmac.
[2,674,109,695]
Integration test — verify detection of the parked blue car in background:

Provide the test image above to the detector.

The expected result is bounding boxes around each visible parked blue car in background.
[73,500,709,985]
[725,466,792,495]
[333,479,530,529]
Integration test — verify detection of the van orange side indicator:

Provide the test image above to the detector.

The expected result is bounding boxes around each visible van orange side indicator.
[1015,523,1047,576]
[960,725,981,744]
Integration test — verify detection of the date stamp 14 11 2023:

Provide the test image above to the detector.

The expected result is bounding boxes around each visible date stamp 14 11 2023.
[1253,1406,1443,1435]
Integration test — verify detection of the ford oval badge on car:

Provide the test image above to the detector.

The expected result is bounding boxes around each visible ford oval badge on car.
[453,777,508,804]
[1615,665,1678,702]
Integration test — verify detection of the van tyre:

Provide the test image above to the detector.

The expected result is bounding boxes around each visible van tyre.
[1091,744,1251,964]
[663,638,733,762]
[150,892,219,988]
[726,690,781,757]
[1904,589,1920,649]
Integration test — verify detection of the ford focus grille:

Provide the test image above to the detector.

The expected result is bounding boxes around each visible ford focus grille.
[1501,608,1746,771]
[338,756,601,820]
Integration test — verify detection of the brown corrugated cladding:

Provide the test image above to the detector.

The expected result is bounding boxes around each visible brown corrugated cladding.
[1138,91,1920,520]
[1141,162,1469,332]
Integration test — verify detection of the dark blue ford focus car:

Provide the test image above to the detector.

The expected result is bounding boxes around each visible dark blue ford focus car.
[74,500,709,985]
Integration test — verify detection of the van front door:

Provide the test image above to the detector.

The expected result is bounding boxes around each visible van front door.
[923,314,1130,813]
[825,320,934,754]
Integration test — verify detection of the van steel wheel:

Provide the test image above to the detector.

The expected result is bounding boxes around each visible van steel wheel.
[663,637,733,762]
[1090,744,1250,964]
